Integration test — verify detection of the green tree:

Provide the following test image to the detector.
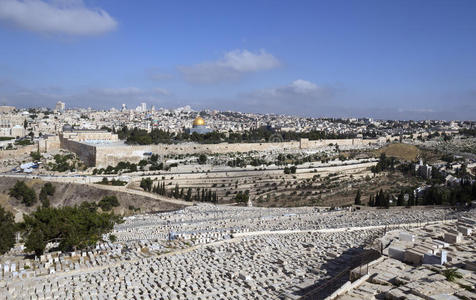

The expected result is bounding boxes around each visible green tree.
[185,188,192,201]
[198,154,207,165]
[24,228,46,257]
[22,205,122,255]
[0,206,16,255]
[42,182,55,196]
[30,151,41,161]
[98,196,120,211]
[9,181,37,206]
[39,182,55,208]
[368,195,374,207]
[397,191,405,206]
[140,177,153,192]
[39,189,50,208]
[109,234,117,243]
[407,191,415,206]
[234,191,249,204]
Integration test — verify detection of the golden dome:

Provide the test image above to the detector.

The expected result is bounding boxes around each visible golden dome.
[193,116,205,126]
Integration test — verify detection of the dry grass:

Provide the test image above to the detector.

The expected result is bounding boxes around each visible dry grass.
[25,178,44,188]
[0,193,11,209]
[377,143,420,161]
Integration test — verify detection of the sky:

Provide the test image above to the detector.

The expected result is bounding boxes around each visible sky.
[0,0,475,120]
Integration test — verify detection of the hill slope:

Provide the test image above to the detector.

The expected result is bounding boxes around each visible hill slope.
[0,177,184,221]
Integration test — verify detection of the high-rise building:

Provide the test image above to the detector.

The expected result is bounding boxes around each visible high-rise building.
[121,104,127,112]
[55,101,65,112]
[141,102,147,112]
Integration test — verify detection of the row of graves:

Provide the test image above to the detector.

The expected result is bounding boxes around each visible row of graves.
[335,217,476,300]
[0,237,190,284]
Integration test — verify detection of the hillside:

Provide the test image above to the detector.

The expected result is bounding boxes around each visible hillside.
[0,177,184,221]
[377,143,420,161]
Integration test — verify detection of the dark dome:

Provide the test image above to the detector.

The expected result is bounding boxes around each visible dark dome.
[62,124,73,132]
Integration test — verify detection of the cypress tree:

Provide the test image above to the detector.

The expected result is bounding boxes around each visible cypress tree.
[354,190,361,205]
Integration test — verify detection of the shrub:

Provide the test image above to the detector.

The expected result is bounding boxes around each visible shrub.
[98,196,120,211]
[30,151,41,161]
[9,181,37,206]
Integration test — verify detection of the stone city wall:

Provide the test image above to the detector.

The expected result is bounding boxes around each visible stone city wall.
[0,144,37,159]
[60,136,97,167]
[38,136,61,152]
[62,131,118,142]
[94,138,382,168]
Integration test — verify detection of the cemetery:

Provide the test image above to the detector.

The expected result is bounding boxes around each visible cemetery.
[0,204,475,299]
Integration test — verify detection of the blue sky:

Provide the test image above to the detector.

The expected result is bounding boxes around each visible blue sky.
[0,0,475,120]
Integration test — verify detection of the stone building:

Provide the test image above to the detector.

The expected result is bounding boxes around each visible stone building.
[186,116,212,135]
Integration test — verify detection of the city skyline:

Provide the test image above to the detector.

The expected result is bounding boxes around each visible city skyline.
[0,0,475,120]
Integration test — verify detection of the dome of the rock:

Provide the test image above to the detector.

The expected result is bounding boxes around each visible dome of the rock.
[193,116,205,126]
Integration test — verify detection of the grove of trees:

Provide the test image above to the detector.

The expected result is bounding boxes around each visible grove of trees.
[22,203,122,256]
[117,125,356,145]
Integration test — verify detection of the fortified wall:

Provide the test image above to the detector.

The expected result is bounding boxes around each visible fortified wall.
[0,144,37,160]
[39,130,119,167]
[61,130,119,142]
[59,135,97,167]
[94,137,384,168]
[38,128,385,168]
[38,135,61,152]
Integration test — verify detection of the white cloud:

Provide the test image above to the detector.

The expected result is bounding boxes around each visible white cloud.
[287,79,319,94]
[154,88,169,96]
[0,0,117,36]
[251,79,327,98]
[220,49,280,72]
[235,79,335,115]
[179,49,280,84]
[91,87,143,96]
[397,108,435,113]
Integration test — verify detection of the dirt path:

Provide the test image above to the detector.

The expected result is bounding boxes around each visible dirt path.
[88,183,193,207]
